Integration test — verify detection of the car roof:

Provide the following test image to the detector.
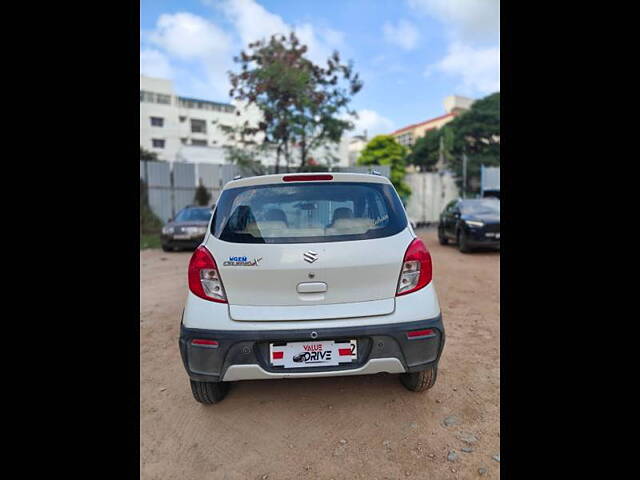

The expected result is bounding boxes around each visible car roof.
[223,172,392,190]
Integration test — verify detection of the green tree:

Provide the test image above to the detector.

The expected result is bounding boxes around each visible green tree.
[447,92,500,194]
[406,128,441,171]
[227,32,362,172]
[215,121,268,175]
[224,145,267,176]
[357,135,411,201]
[140,179,163,234]
[140,146,159,161]
[194,181,212,206]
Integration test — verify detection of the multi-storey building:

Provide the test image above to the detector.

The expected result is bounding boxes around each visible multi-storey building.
[348,134,368,166]
[391,95,475,148]
[140,75,262,162]
[140,75,351,167]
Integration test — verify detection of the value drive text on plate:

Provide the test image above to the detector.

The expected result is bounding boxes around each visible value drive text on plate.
[270,340,357,368]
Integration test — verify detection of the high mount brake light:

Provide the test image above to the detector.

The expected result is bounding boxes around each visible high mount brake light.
[282,174,333,182]
[188,246,227,303]
[396,238,433,296]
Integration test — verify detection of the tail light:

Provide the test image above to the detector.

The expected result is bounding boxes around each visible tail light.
[188,246,227,303]
[396,238,433,296]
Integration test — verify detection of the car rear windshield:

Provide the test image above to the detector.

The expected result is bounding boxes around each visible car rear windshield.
[212,182,407,244]
[174,208,212,222]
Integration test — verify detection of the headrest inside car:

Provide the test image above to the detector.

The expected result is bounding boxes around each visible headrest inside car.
[264,208,289,226]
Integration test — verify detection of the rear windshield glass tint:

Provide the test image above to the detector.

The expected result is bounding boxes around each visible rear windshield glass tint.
[212,182,407,244]
[174,208,212,222]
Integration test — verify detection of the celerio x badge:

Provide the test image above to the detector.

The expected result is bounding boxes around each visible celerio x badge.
[303,251,318,263]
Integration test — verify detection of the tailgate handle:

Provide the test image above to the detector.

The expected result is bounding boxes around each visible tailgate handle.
[296,282,327,293]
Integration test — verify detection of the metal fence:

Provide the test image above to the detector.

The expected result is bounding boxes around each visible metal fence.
[405,171,460,225]
[480,166,500,195]
[140,161,391,224]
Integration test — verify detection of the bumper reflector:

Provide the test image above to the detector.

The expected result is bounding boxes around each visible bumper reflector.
[192,339,219,347]
[407,329,435,339]
[272,351,284,359]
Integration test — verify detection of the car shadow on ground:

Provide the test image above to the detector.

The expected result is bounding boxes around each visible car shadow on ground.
[215,373,425,408]
[185,373,446,436]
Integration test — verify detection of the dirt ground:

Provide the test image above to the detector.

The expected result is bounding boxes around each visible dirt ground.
[140,230,500,479]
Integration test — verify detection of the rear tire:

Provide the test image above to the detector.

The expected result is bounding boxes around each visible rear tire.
[400,365,438,392]
[457,230,471,253]
[189,380,229,404]
[161,244,173,252]
[438,227,449,245]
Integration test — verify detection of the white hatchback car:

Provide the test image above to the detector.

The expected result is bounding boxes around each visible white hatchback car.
[179,172,445,404]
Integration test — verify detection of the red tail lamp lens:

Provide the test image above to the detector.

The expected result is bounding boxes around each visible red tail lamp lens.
[396,238,433,296]
[188,246,227,303]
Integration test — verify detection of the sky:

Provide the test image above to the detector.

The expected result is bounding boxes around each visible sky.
[140,0,500,136]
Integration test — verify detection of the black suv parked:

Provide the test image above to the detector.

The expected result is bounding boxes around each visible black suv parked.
[438,198,500,253]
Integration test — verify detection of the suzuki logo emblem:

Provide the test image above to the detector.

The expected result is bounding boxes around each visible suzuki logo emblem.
[303,251,319,263]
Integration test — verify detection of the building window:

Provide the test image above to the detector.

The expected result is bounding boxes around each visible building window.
[140,91,172,105]
[176,96,236,113]
[191,139,207,146]
[152,139,165,149]
[150,117,164,127]
[396,132,413,146]
[191,119,207,134]
[140,90,155,103]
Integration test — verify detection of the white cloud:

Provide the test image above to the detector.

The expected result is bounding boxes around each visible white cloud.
[408,0,499,42]
[217,0,288,47]
[411,1,500,95]
[430,42,499,95]
[351,109,395,136]
[149,12,232,59]
[383,20,420,50]
[140,49,173,78]
[141,2,349,100]
[143,12,234,99]
[217,0,346,65]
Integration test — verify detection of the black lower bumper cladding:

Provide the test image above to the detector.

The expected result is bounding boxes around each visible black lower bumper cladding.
[178,315,445,382]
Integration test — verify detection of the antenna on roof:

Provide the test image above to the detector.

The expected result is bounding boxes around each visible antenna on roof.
[369,169,382,176]
[233,175,243,180]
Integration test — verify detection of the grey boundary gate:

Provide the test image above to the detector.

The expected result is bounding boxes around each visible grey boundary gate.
[140,161,392,225]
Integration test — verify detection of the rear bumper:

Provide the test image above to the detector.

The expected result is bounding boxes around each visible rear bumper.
[178,315,445,382]
[160,234,205,249]
[465,229,500,248]
[468,238,500,248]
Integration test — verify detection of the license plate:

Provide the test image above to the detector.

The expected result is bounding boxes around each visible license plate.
[173,234,191,240]
[270,340,357,368]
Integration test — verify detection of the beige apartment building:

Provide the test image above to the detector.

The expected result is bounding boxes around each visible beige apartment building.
[391,95,474,148]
